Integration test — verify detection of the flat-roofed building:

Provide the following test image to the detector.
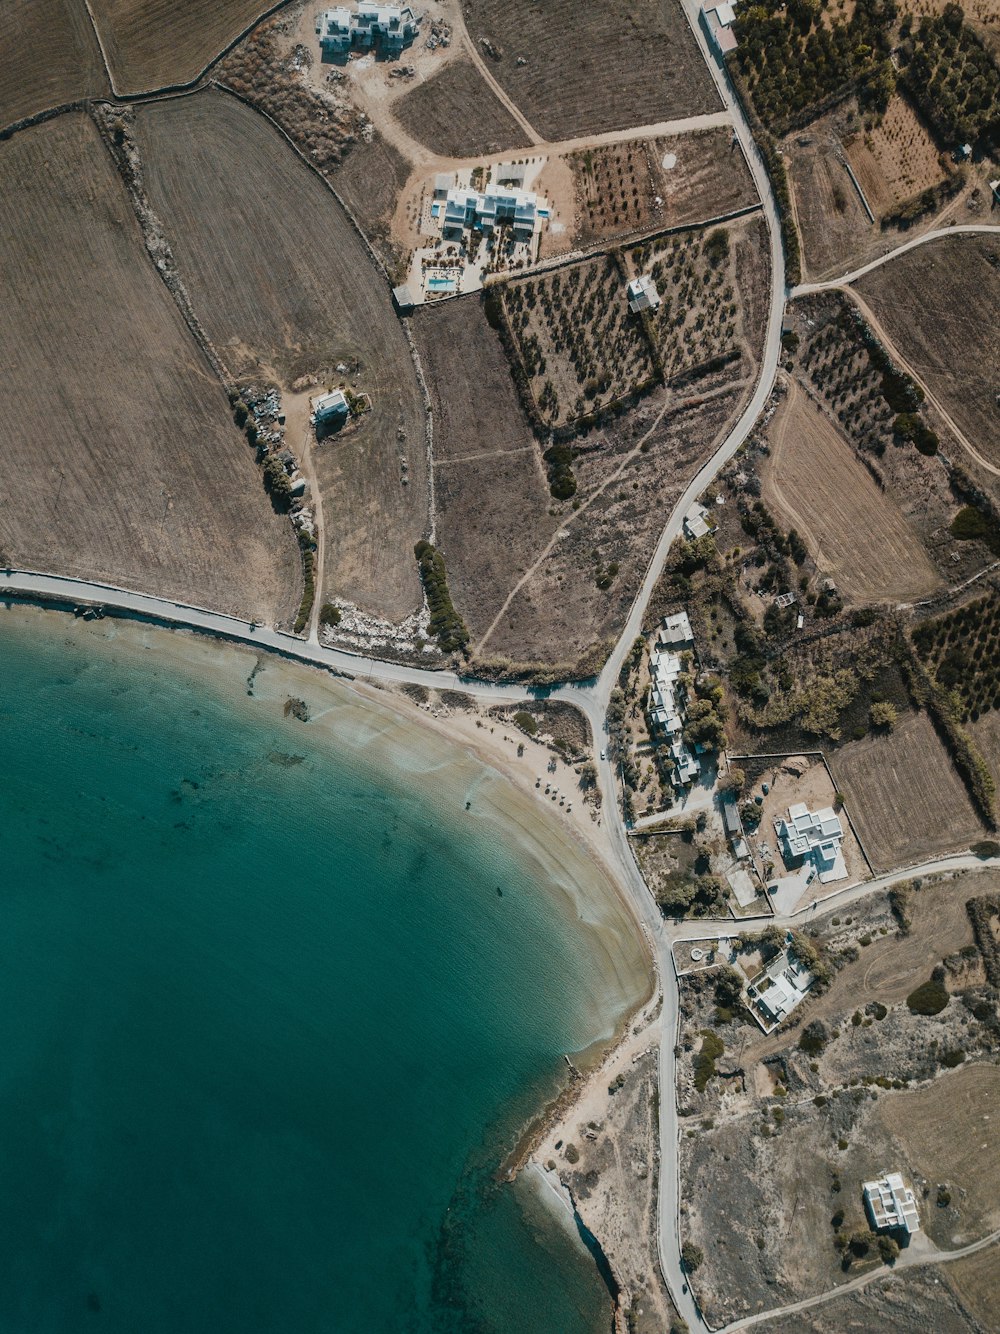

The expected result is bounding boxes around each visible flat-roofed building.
[659,610,694,648]
[313,389,350,422]
[776,802,847,883]
[700,1,739,53]
[627,274,661,314]
[315,3,420,57]
[864,1174,920,1234]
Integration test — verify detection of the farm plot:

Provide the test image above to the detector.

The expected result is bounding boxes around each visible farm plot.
[783,121,874,280]
[410,298,557,643]
[971,709,1000,794]
[947,1244,1000,1331]
[89,0,272,92]
[829,710,985,870]
[500,254,657,431]
[0,0,108,129]
[855,234,1000,470]
[879,1063,1000,1243]
[394,57,531,158]
[570,128,758,249]
[913,592,1000,723]
[461,0,720,141]
[135,91,427,623]
[843,94,950,219]
[0,113,298,622]
[762,380,941,603]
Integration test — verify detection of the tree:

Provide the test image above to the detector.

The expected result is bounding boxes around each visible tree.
[681,1241,704,1272]
[718,767,746,797]
[870,701,897,732]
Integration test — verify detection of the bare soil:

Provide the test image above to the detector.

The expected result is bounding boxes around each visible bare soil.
[762,378,942,604]
[134,90,428,622]
[90,0,273,91]
[844,94,949,216]
[461,0,720,142]
[0,112,298,622]
[945,1242,1000,1329]
[766,1267,980,1333]
[829,711,986,871]
[854,233,1000,472]
[0,0,108,129]
[393,56,531,158]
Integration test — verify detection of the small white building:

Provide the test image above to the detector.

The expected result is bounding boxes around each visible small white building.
[747,949,813,1030]
[683,502,716,541]
[313,389,350,423]
[316,3,420,57]
[648,647,699,786]
[864,1174,920,1234]
[659,610,694,648]
[627,274,661,314]
[776,802,847,883]
[700,2,738,53]
[433,172,453,198]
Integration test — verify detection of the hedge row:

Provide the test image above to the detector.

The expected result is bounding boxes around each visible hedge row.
[967,895,1000,986]
[414,540,469,654]
[293,532,316,635]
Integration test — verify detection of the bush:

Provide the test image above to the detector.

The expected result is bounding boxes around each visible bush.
[799,1019,828,1055]
[972,840,1000,860]
[694,1031,725,1092]
[940,1047,965,1068]
[564,1143,579,1164]
[681,1241,704,1273]
[877,1234,899,1264]
[870,701,897,732]
[414,540,470,654]
[906,977,949,1015]
[513,710,538,736]
[318,602,341,627]
[937,1185,952,1207]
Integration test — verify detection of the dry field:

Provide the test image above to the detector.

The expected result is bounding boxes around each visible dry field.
[946,1242,1000,1329]
[0,113,298,622]
[461,0,720,141]
[480,384,748,671]
[762,380,942,603]
[829,710,986,870]
[393,56,531,158]
[971,709,1000,793]
[855,234,1000,470]
[410,297,558,644]
[0,0,108,129]
[843,94,949,217]
[570,129,757,249]
[783,120,874,279]
[880,1063,1000,1244]
[90,0,272,91]
[767,1268,979,1334]
[135,91,427,622]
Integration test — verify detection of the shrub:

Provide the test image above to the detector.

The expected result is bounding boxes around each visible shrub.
[564,1143,579,1164]
[513,710,538,736]
[414,540,470,654]
[799,1020,828,1055]
[972,840,1000,860]
[889,885,911,934]
[318,602,341,627]
[870,701,897,732]
[694,1031,725,1092]
[877,1235,899,1264]
[681,1241,704,1273]
[906,977,949,1015]
[937,1185,952,1207]
[940,1047,965,1068]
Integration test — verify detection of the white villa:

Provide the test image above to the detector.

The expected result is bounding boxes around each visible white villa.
[627,274,661,314]
[776,802,847,883]
[315,4,420,57]
[746,948,813,1031]
[659,610,694,649]
[441,184,540,237]
[863,1174,920,1234]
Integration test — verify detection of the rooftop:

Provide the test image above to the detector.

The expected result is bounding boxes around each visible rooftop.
[864,1174,921,1234]
[627,273,661,314]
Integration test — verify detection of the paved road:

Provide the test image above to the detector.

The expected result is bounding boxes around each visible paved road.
[791,222,1000,296]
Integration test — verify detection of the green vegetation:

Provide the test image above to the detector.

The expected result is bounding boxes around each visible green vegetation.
[414,540,470,654]
[694,1030,725,1092]
[656,873,728,918]
[543,443,577,499]
[513,710,538,736]
[966,895,1000,985]
[893,411,938,456]
[870,700,897,731]
[681,1241,705,1272]
[889,884,912,934]
[319,602,341,628]
[949,504,1000,556]
[798,1019,828,1055]
[262,455,292,510]
[906,975,949,1014]
[293,530,317,636]
[900,5,1000,146]
[972,840,1000,859]
[733,0,895,130]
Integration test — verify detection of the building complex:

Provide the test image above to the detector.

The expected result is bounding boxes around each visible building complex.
[648,612,700,787]
[315,4,420,57]
[863,1174,921,1234]
[776,803,847,883]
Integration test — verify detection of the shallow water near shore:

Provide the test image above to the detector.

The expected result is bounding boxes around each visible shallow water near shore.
[0,607,648,1333]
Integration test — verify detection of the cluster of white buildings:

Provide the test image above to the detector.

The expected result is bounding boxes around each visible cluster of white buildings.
[775,803,847,883]
[648,611,700,787]
[863,1174,921,1235]
[434,174,542,239]
[315,4,420,57]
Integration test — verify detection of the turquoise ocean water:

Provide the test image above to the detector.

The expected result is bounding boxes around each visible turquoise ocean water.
[0,610,645,1334]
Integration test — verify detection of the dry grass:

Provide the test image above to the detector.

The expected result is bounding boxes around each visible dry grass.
[762,380,942,603]
[855,234,1000,470]
[135,90,427,621]
[783,121,874,279]
[90,0,272,91]
[410,297,557,641]
[880,1063,1000,1242]
[393,56,531,158]
[844,94,948,215]
[0,112,298,622]
[462,0,720,141]
[570,129,757,249]
[768,1268,979,1333]
[829,710,986,871]
[0,0,108,128]
[970,710,1000,793]
[946,1242,1000,1328]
